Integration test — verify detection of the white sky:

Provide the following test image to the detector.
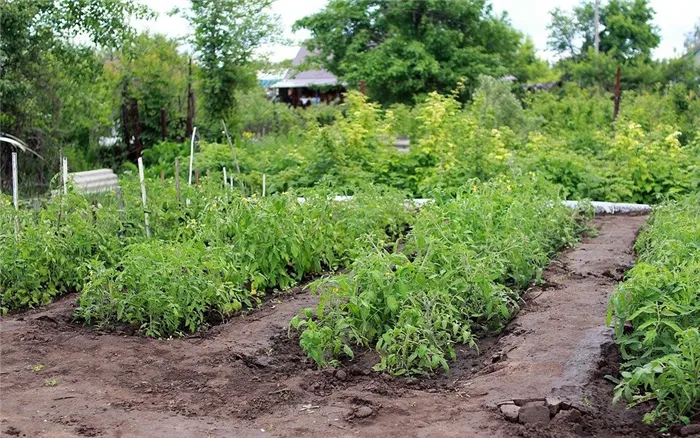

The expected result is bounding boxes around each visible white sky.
[134,0,700,62]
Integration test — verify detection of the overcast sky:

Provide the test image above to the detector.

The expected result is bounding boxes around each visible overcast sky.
[135,0,700,62]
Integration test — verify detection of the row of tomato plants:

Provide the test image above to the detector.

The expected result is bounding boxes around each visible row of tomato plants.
[608,193,700,427]
[290,177,585,375]
[1,175,413,337]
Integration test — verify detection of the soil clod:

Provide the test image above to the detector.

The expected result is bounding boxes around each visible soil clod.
[518,405,551,425]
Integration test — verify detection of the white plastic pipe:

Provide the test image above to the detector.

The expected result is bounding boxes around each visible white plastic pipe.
[138,157,151,238]
[295,196,651,214]
[188,127,197,186]
[12,152,19,237]
[62,157,68,195]
[562,200,651,214]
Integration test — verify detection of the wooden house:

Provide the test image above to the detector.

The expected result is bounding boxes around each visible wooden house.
[271,47,346,107]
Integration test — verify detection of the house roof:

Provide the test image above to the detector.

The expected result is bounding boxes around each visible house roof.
[271,46,339,88]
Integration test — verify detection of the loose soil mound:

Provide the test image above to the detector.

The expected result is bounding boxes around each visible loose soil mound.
[0,215,660,437]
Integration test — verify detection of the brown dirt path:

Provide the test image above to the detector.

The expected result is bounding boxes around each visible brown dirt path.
[0,215,658,438]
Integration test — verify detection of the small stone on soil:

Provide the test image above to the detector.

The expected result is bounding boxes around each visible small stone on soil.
[355,406,373,418]
[335,370,347,381]
[553,409,582,424]
[545,397,562,416]
[518,405,550,425]
[499,404,520,422]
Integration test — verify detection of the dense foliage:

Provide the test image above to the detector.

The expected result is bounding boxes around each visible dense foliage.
[0,177,412,337]
[291,177,583,375]
[180,83,700,205]
[295,0,546,105]
[609,194,700,427]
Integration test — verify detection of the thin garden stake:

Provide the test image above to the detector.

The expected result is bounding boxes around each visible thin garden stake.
[223,167,227,189]
[221,119,245,195]
[62,157,68,195]
[11,152,19,237]
[613,67,622,122]
[174,157,181,203]
[230,176,234,190]
[137,157,151,238]
[221,120,241,176]
[262,174,266,197]
[188,126,197,186]
[115,187,125,220]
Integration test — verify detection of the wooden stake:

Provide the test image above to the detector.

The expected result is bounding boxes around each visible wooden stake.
[160,107,167,141]
[33,198,40,223]
[613,67,622,122]
[195,169,199,186]
[188,127,197,185]
[262,174,266,197]
[221,120,241,176]
[115,187,125,220]
[160,170,165,182]
[137,157,151,238]
[221,120,245,195]
[11,152,19,237]
[223,167,227,188]
[175,157,181,203]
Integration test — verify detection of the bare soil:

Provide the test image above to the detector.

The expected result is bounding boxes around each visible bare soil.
[0,215,663,438]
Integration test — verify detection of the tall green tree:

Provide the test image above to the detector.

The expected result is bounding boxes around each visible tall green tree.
[685,19,700,51]
[108,33,191,154]
[547,0,660,62]
[184,0,282,135]
[295,0,530,105]
[0,0,151,192]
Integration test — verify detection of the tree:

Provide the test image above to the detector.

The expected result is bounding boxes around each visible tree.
[107,32,191,157]
[547,8,581,58]
[184,0,282,135]
[0,0,151,192]
[547,0,660,63]
[599,0,660,61]
[685,19,700,51]
[295,0,529,105]
[511,37,557,83]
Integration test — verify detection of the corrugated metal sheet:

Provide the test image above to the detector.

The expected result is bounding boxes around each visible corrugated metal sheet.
[69,169,119,194]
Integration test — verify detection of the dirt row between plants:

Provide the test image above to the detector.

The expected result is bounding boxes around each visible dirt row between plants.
[0,214,661,438]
